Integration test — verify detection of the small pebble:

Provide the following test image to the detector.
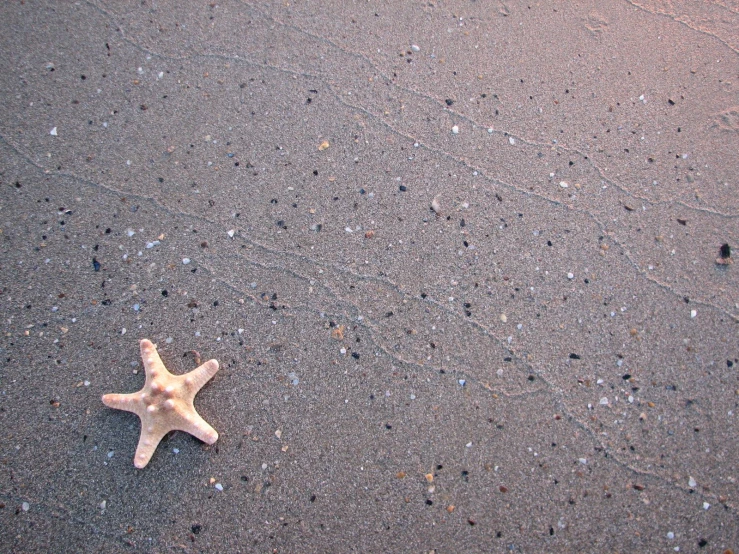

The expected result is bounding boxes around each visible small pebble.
[667,532,675,540]
[579,458,587,465]
[703,502,710,510]
[227,229,235,238]
[690,310,697,318]
[215,483,223,491]
[688,476,697,488]
[50,127,57,136]
[499,314,507,323]
[182,258,191,265]
[22,502,29,511]
[411,44,420,52]
[567,272,574,280]
[508,137,515,145]
[451,125,459,134]
[559,181,569,188]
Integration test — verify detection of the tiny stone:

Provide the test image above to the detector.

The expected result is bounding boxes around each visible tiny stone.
[227,229,235,238]
[411,44,420,52]
[579,458,587,465]
[500,314,507,323]
[688,476,697,488]
[182,258,191,265]
[508,137,515,145]
[690,310,697,318]
[50,127,57,136]
[452,125,459,134]
[559,181,569,188]
[667,532,675,540]
[215,483,223,491]
[22,502,29,511]
[567,272,574,279]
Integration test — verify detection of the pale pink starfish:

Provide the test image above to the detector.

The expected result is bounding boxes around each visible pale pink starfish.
[102,339,220,468]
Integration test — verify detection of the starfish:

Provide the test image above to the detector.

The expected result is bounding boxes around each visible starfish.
[102,339,220,468]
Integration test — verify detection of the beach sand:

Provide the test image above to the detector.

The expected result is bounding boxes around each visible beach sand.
[1,1,737,551]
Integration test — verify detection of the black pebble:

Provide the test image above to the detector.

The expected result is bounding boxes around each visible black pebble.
[569,353,581,360]
[92,258,101,272]
[719,243,731,259]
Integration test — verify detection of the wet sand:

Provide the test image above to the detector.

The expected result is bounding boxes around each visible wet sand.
[1,1,737,552]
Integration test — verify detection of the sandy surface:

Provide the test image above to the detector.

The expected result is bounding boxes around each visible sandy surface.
[1,1,738,552]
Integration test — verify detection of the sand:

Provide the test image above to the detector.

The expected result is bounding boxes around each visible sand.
[1,1,737,552]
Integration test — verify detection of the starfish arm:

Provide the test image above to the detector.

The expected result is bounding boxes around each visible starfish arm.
[102,392,144,416]
[139,339,168,379]
[178,409,219,445]
[183,359,220,394]
[133,423,169,469]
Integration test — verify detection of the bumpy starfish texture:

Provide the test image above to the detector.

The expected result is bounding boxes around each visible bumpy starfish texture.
[102,339,220,468]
